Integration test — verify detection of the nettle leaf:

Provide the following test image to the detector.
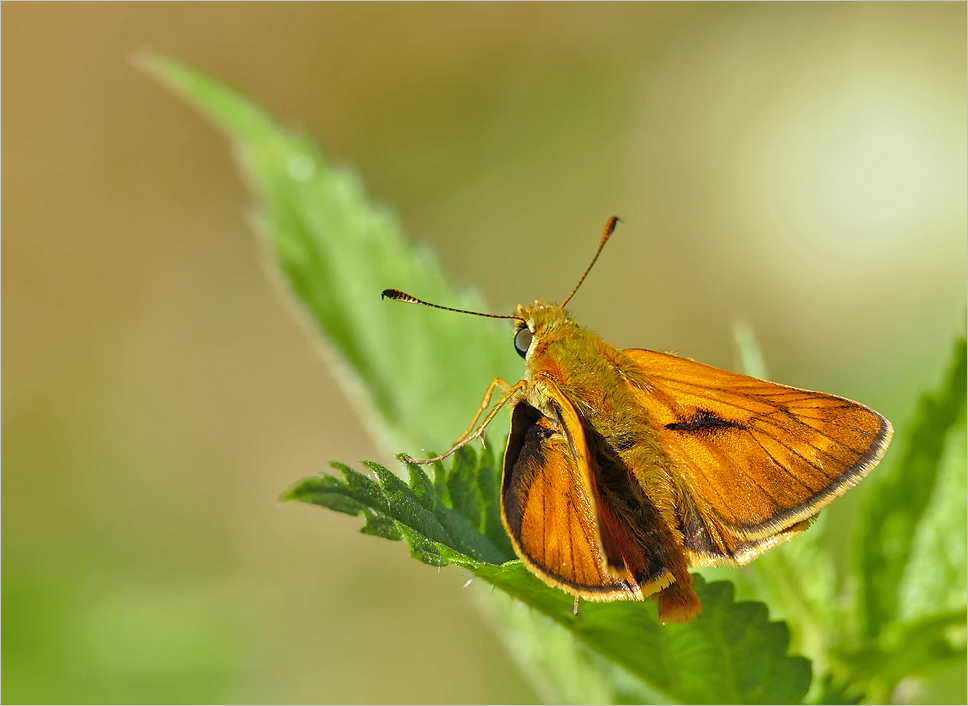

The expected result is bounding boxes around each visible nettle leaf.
[141,55,520,457]
[808,674,865,705]
[855,337,967,640]
[149,57,812,704]
[442,445,515,559]
[896,402,967,624]
[476,564,811,705]
[833,335,968,702]
[839,607,967,704]
[287,453,812,704]
[733,321,770,381]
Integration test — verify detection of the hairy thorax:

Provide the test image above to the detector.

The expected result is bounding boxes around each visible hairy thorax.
[518,302,666,473]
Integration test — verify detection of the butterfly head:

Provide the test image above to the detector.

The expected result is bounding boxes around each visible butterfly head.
[512,301,576,360]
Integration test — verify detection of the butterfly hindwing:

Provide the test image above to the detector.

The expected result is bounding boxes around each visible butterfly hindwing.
[501,380,675,600]
[501,400,627,598]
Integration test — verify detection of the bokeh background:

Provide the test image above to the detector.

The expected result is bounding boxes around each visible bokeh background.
[3,4,965,703]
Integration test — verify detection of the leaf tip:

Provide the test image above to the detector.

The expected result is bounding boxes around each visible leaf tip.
[279,477,313,504]
[131,51,191,93]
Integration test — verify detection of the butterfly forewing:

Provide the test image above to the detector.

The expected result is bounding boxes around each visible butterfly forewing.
[622,349,892,561]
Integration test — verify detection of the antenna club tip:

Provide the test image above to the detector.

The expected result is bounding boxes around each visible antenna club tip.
[381,288,412,302]
[599,216,622,245]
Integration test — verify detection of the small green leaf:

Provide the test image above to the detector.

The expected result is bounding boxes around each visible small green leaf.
[839,608,967,702]
[361,513,402,541]
[475,442,516,559]
[402,461,440,515]
[446,446,486,532]
[897,403,967,623]
[856,336,967,639]
[397,525,452,567]
[807,674,865,705]
[283,475,369,516]
[365,461,458,549]
[733,320,770,381]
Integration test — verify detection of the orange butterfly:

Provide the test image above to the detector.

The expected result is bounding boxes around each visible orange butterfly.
[383,217,892,623]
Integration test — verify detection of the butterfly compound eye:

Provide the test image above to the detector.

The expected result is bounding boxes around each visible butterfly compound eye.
[514,327,533,358]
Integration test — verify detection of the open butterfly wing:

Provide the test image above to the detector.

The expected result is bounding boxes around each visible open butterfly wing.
[501,380,674,600]
[622,349,892,565]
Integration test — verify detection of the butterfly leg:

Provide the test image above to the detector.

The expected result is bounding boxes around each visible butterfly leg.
[403,380,526,465]
[452,377,514,447]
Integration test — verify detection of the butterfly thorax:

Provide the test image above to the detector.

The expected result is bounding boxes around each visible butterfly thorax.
[515,301,677,558]
[517,302,654,455]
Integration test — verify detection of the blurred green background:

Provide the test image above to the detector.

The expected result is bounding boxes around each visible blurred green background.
[3,3,965,703]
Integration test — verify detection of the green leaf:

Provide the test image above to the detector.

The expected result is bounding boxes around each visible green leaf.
[288,460,509,566]
[475,595,667,704]
[897,402,968,623]
[149,57,812,704]
[440,444,516,560]
[476,564,812,705]
[807,674,865,705]
[140,54,521,456]
[839,608,967,703]
[733,320,770,381]
[447,446,486,532]
[855,337,967,640]
[286,454,812,704]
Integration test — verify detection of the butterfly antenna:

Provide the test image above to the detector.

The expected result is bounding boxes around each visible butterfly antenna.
[560,216,622,308]
[382,289,525,322]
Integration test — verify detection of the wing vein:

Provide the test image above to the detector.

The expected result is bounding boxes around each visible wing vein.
[744,429,820,496]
